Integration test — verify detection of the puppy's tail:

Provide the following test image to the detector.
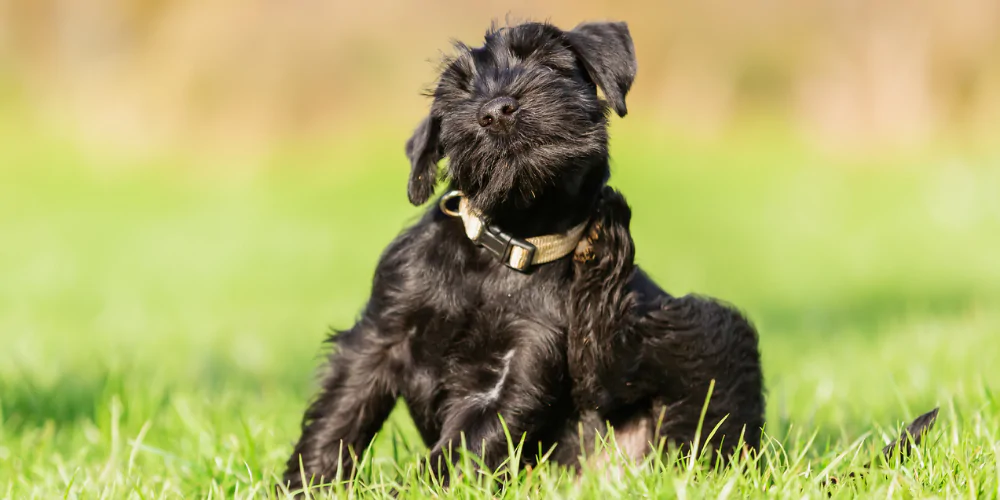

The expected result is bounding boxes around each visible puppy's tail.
[825,407,939,487]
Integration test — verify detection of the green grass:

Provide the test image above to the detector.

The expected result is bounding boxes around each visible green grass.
[1,127,999,498]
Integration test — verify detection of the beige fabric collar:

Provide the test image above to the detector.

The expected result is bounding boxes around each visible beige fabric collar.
[438,190,589,272]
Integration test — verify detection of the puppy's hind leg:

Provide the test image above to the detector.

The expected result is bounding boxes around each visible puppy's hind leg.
[568,187,765,460]
[568,187,645,410]
[638,295,765,456]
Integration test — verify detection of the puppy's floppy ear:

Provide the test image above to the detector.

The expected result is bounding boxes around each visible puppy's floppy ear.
[565,21,637,117]
[404,114,443,206]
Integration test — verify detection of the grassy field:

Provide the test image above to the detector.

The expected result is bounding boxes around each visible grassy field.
[1,127,999,498]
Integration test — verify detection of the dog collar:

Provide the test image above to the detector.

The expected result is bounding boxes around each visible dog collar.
[439,190,589,272]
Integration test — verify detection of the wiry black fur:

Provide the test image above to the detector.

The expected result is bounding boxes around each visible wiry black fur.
[281,20,765,494]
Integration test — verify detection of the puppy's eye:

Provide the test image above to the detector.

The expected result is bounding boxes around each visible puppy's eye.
[444,61,474,93]
[539,62,574,78]
[454,74,472,93]
[539,52,577,76]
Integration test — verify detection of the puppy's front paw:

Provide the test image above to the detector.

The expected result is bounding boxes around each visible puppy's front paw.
[574,187,633,265]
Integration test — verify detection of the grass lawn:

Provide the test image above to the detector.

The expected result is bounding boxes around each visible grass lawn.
[1,127,999,498]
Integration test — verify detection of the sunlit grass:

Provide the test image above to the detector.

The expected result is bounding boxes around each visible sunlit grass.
[1,129,998,498]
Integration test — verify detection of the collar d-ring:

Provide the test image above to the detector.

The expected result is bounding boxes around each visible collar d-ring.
[438,190,464,218]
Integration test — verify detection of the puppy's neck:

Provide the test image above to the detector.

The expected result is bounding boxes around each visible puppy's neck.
[487,156,609,238]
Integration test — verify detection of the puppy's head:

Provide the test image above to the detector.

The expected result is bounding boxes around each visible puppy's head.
[405,21,637,214]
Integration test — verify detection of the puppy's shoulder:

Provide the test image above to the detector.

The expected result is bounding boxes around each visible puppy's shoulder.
[365,205,479,313]
[376,205,465,263]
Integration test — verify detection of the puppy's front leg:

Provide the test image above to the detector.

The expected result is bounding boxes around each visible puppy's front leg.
[569,187,643,410]
[423,334,563,486]
[423,406,512,488]
[281,317,401,494]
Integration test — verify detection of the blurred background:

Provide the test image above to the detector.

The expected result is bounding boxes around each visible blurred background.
[1,1,999,496]
[3,0,1000,153]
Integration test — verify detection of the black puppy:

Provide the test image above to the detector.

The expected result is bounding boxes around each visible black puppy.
[282,20,764,492]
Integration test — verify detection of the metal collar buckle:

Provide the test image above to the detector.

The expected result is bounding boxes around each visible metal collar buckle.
[473,225,537,272]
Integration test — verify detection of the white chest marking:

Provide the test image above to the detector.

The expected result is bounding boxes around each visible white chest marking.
[470,349,516,406]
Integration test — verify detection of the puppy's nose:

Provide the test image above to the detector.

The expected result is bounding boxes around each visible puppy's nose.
[478,96,520,132]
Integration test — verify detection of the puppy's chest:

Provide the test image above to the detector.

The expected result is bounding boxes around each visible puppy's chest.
[438,278,565,387]
[407,247,571,402]
[437,308,548,404]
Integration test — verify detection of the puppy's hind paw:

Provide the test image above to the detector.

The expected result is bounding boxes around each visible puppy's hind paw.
[574,187,633,265]
[596,186,632,227]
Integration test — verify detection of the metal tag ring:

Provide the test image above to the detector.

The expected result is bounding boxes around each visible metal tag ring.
[438,190,464,218]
